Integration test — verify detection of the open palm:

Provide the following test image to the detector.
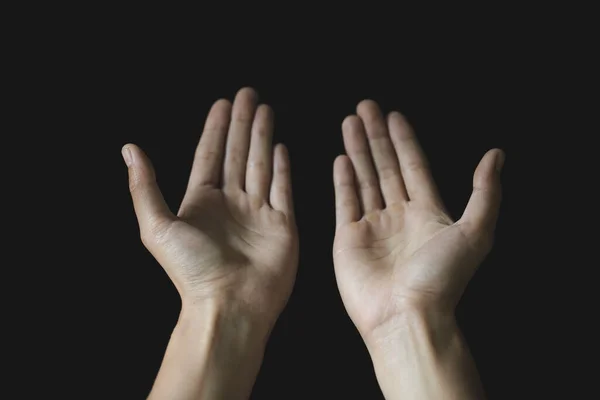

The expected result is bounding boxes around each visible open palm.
[124,88,298,319]
[332,101,503,340]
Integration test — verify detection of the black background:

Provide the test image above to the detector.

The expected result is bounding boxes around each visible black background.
[106,52,523,398]
[21,6,594,399]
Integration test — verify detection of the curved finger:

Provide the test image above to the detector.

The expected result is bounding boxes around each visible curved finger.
[181,99,231,208]
[223,87,258,190]
[357,100,407,205]
[333,155,360,227]
[269,144,294,220]
[387,112,442,205]
[245,104,274,200]
[342,115,383,213]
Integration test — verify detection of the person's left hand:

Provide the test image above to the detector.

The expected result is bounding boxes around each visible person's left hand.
[123,87,298,333]
[332,100,503,343]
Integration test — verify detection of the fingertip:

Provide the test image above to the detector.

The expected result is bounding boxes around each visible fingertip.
[386,112,415,142]
[356,100,385,128]
[334,153,348,163]
[334,154,351,172]
[386,111,406,124]
[121,144,133,167]
[341,116,366,149]
[275,142,288,158]
[356,99,379,114]
[121,143,148,168]
[482,148,503,165]
[475,149,502,184]
[342,114,360,130]
[256,103,274,119]
[235,86,259,102]
[212,98,232,111]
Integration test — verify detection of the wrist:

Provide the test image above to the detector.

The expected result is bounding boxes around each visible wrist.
[363,307,458,358]
[148,298,271,400]
[363,308,485,400]
[178,296,272,350]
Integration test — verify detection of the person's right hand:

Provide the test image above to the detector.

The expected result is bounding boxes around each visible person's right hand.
[123,88,298,334]
[332,100,504,343]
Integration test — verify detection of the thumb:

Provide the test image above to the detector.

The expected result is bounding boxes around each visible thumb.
[122,144,175,241]
[458,149,504,249]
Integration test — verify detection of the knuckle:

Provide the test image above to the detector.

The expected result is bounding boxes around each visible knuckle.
[139,229,153,247]
[354,148,371,157]
[472,184,493,194]
[249,160,267,170]
[228,153,245,165]
[254,127,269,138]
[335,180,354,189]
[128,175,144,194]
[360,179,380,190]
[404,158,428,173]
[377,164,398,180]
[276,162,290,174]
[398,132,417,143]
[458,222,495,256]
[202,124,227,135]
[196,149,219,162]
[338,198,357,208]
[140,219,172,248]
[140,231,153,248]
[276,185,290,194]
[233,114,253,124]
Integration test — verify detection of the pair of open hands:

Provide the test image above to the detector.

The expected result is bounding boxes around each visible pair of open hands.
[122,87,503,346]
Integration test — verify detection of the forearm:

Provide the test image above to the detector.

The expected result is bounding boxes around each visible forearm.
[365,310,485,400]
[148,299,269,400]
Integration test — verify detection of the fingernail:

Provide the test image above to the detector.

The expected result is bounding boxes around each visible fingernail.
[495,150,505,172]
[122,146,132,166]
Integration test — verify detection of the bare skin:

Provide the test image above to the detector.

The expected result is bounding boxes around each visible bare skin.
[124,90,502,399]
[123,87,298,400]
[333,100,503,399]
